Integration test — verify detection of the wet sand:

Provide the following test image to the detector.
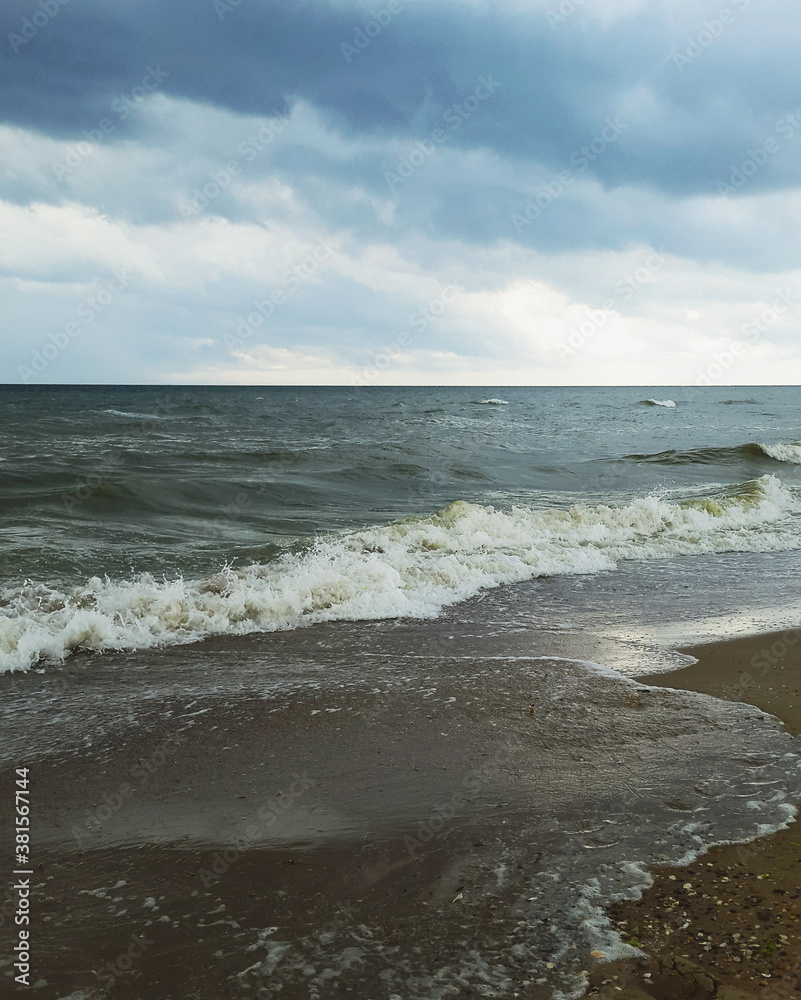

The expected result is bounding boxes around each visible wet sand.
[1,627,800,999]
[587,628,801,999]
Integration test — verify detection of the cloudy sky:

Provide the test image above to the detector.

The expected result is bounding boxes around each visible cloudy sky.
[1,0,800,385]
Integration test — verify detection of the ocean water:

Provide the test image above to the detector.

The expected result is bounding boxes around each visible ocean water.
[2,384,801,672]
[3,384,801,998]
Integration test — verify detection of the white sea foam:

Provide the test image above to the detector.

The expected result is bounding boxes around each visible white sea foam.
[1,475,799,672]
[643,398,676,407]
[102,409,164,420]
[474,398,509,405]
[759,441,801,464]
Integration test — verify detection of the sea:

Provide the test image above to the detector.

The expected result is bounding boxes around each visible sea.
[2,384,801,998]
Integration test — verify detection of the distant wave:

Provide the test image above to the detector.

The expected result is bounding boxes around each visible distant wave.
[639,398,676,408]
[103,409,164,420]
[624,442,801,467]
[2,475,798,672]
[473,398,509,405]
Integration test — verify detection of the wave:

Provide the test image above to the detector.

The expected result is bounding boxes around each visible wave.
[624,442,801,467]
[759,442,801,465]
[473,398,509,405]
[639,398,676,408]
[1,475,798,673]
[102,409,165,420]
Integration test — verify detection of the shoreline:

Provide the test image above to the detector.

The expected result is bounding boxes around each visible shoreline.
[1,625,800,998]
[586,628,801,999]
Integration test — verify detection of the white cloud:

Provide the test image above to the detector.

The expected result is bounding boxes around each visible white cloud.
[3,90,801,386]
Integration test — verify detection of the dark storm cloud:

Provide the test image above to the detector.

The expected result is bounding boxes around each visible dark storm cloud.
[3,0,801,199]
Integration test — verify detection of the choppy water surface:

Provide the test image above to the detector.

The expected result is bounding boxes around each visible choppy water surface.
[1,385,801,671]
[2,385,801,998]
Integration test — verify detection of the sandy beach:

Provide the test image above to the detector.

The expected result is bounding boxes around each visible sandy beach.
[586,629,801,999]
[0,622,798,998]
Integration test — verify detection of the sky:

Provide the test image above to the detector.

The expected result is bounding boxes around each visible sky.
[1,0,800,386]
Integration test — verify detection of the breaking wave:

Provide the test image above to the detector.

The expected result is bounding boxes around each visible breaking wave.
[2,475,798,672]
[759,442,801,465]
[624,442,801,467]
